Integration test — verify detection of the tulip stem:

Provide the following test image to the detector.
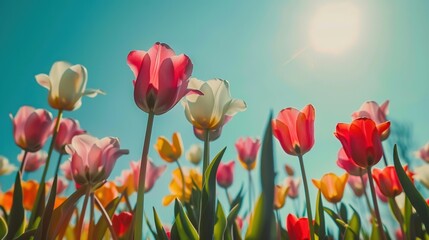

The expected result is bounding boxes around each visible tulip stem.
[133,112,155,240]
[176,161,186,202]
[198,129,210,233]
[276,210,281,240]
[18,150,28,175]
[247,170,253,216]
[359,170,374,216]
[54,153,64,177]
[29,109,63,226]
[88,192,95,240]
[382,149,388,167]
[298,154,315,240]
[225,188,232,206]
[95,196,119,240]
[77,189,90,240]
[124,192,133,212]
[367,167,386,240]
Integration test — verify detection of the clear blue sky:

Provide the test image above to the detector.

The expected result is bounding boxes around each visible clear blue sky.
[1,0,428,232]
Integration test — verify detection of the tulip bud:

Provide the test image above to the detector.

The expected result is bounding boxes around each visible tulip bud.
[186,144,202,165]
[216,161,235,188]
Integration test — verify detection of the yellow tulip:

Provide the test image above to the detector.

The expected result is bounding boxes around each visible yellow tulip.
[274,184,289,209]
[162,168,202,206]
[95,182,119,207]
[155,132,183,163]
[312,173,348,203]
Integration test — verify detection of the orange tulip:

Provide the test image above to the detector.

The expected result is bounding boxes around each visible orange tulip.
[21,180,41,210]
[372,166,413,198]
[95,182,119,207]
[312,173,348,203]
[273,185,289,209]
[155,132,183,163]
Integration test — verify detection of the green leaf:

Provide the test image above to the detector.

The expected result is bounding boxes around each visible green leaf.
[323,207,345,232]
[223,204,240,240]
[393,145,429,230]
[245,112,275,239]
[314,191,325,239]
[230,184,244,212]
[6,172,24,239]
[199,147,226,240]
[0,216,7,240]
[145,211,157,239]
[93,196,122,240]
[153,207,169,240]
[35,175,58,240]
[403,196,412,240]
[344,206,361,240]
[214,201,226,240]
[174,199,199,240]
[46,185,88,239]
[29,181,46,228]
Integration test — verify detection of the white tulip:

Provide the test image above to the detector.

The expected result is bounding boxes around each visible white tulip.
[186,144,202,165]
[0,156,16,176]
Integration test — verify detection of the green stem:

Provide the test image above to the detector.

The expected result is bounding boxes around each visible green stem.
[248,170,253,216]
[367,167,386,240]
[198,129,210,233]
[389,197,406,239]
[225,188,232,206]
[176,160,186,201]
[124,192,133,212]
[298,154,315,240]
[276,209,281,240]
[54,153,64,177]
[382,148,388,167]
[29,109,63,226]
[95,196,119,240]
[77,189,90,240]
[88,193,95,240]
[133,112,155,240]
[359,170,374,216]
[19,150,28,175]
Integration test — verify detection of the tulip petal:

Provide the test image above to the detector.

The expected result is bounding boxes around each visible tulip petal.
[273,120,296,155]
[84,88,105,97]
[35,74,51,90]
[127,50,147,78]
[49,61,72,82]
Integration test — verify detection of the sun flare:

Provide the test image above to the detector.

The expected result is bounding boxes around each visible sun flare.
[309,2,360,54]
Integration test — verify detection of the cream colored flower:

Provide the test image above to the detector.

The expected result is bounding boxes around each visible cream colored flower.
[414,164,429,189]
[35,61,104,111]
[186,144,202,165]
[0,156,16,176]
[182,78,246,130]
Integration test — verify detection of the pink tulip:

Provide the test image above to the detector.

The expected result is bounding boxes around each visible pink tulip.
[352,100,390,140]
[216,161,235,188]
[284,177,300,199]
[127,42,199,115]
[65,134,129,186]
[47,176,69,195]
[17,150,47,172]
[414,142,429,163]
[336,148,365,176]
[54,118,85,154]
[10,106,53,152]
[130,159,166,193]
[60,161,73,180]
[273,105,315,156]
[235,137,260,170]
[347,174,367,197]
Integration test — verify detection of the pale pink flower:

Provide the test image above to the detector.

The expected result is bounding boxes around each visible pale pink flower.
[235,137,260,170]
[47,176,69,195]
[65,134,129,186]
[10,106,53,152]
[17,150,47,172]
[60,161,73,180]
[351,100,390,140]
[130,159,166,193]
[54,118,86,154]
[414,142,429,163]
[347,174,367,197]
[284,177,300,199]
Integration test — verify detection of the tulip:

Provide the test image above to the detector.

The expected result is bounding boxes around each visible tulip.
[35,61,104,111]
[285,164,295,176]
[286,214,310,240]
[373,166,413,198]
[155,132,183,163]
[0,156,16,176]
[46,176,69,195]
[112,212,133,237]
[54,196,67,209]
[21,180,41,210]
[335,118,390,168]
[60,160,73,180]
[192,116,230,141]
[183,78,246,131]
[162,168,202,206]
[414,142,429,163]
[10,106,53,152]
[312,173,348,204]
[130,159,166,193]
[284,177,300,199]
[272,105,315,156]
[347,174,367,197]
[414,164,429,189]
[216,161,235,188]
[17,150,47,172]
[0,191,13,212]
[235,137,260,170]
[274,185,289,210]
[65,134,129,187]
[375,184,388,203]
[352,100,389,140]
[336,148,365,176]
[127,42,198,115]
[54,118,86,154]
[186,144,202,165]
[95,182,119,207]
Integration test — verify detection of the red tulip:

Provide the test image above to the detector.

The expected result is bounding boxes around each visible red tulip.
[372,166,413,198]
[54,118,85,154]
[334,118,390,168]
[273,105,315,156]
[286,214,310,240]
[10,106,53,152]
[235,137,260,170]
[336,148,365,176]
[216,161,235,188]
[127,42,198,115]
[352,100,390,140]
[112,211,133,237]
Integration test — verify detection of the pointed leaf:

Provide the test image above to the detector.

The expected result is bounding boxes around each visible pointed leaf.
[145,212,157,239]
[93,196,121,240]
[6,173,24,239]
[314,191,326,239]
[393,145,429,230]
[174,199,199,240]
[0,216,7,240]
[223,204,240,240]
[344,206,361,240]
[214,201,226,240]
[35,175,58,240]
[153,207,169,240]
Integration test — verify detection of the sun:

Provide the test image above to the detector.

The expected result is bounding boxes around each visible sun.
[309,2,361,54]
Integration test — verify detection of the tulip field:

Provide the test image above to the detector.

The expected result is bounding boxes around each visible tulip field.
[2,2,429,240]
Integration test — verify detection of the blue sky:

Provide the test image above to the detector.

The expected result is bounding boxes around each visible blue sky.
[1,0,429,233]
